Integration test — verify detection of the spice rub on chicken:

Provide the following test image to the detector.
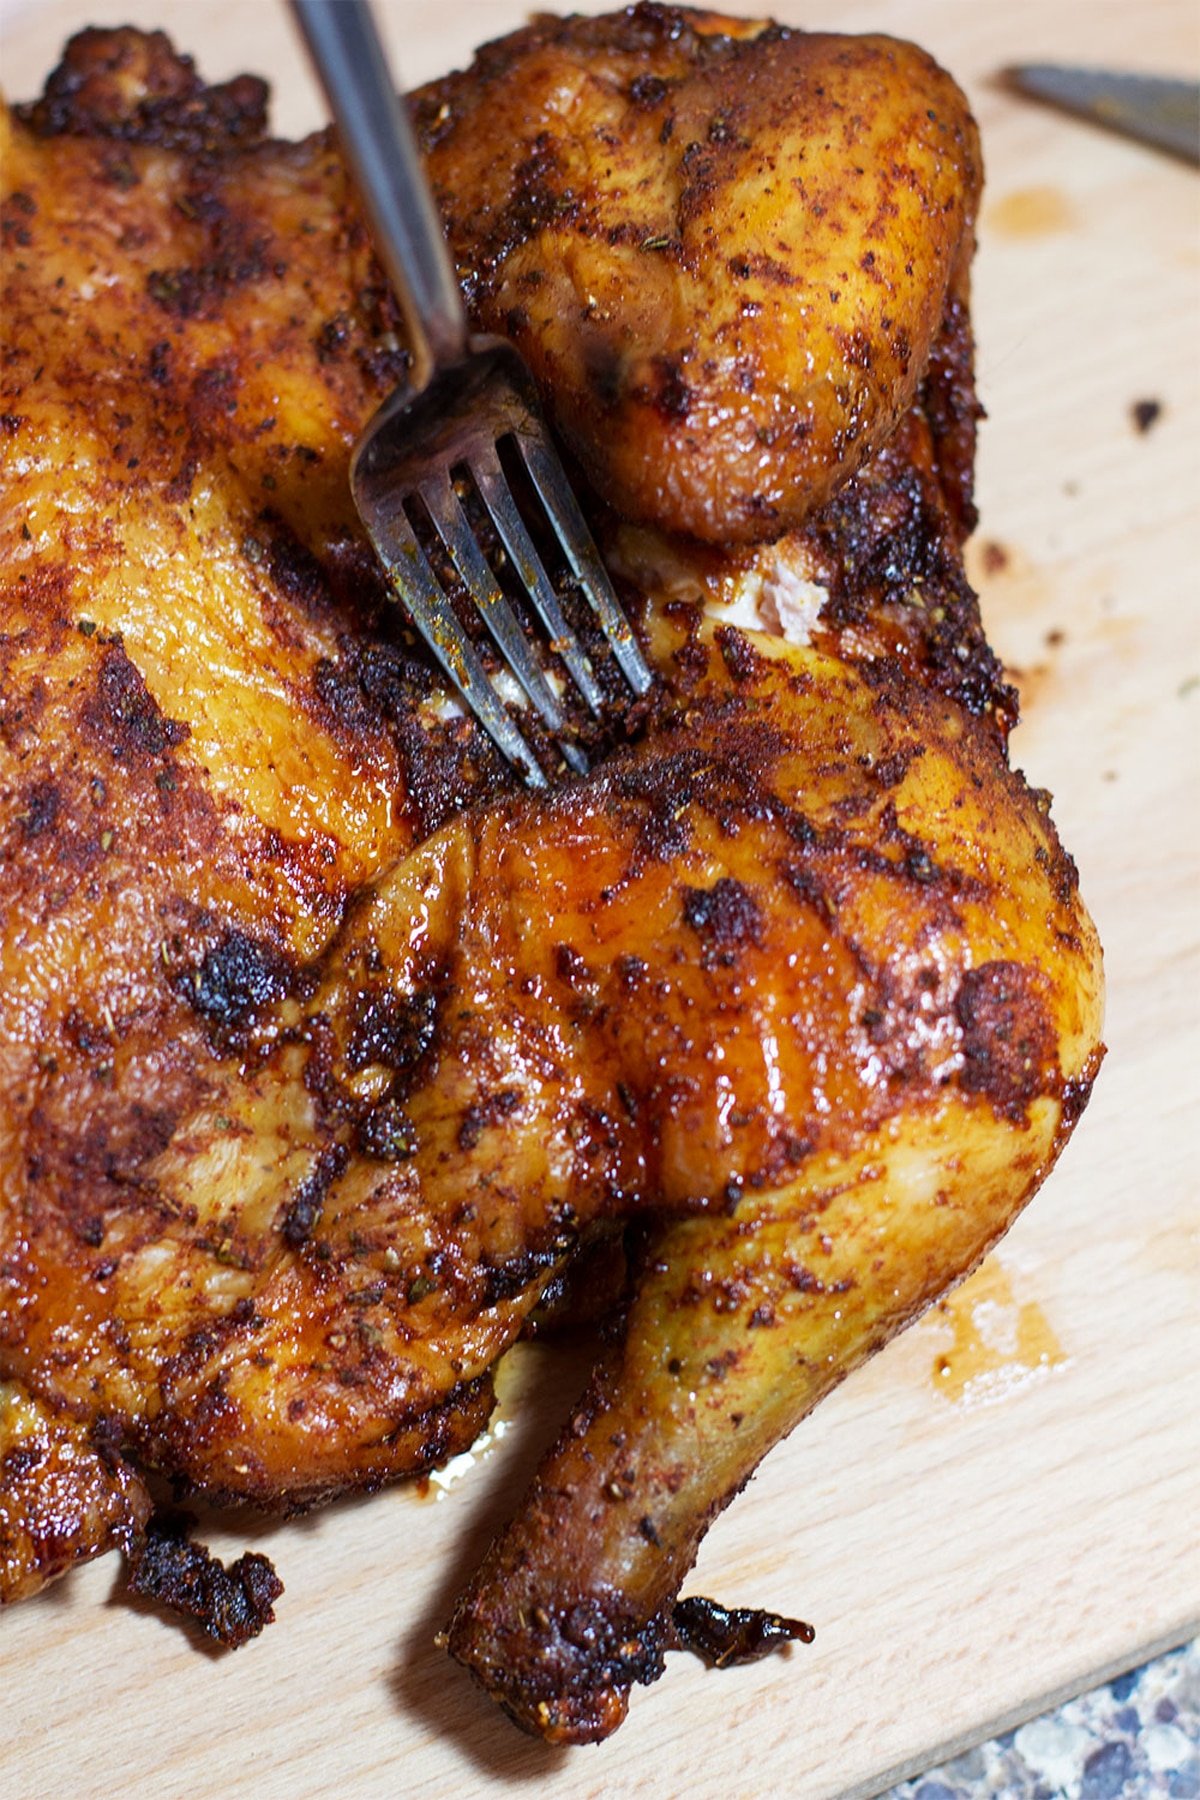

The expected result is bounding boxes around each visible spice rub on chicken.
[417,8,981,543]
[1,9,1102,1743]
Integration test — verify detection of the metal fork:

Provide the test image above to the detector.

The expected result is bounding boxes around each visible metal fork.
[291,0,653,786]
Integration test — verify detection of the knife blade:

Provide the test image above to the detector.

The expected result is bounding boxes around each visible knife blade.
[1005,64,1200,167]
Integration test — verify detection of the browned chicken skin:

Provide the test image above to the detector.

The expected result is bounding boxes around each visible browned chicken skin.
[417,8,981,542]
[1,12,1102,1742]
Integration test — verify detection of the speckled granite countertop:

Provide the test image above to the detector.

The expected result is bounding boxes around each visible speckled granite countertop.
[886,1642,1199,1799]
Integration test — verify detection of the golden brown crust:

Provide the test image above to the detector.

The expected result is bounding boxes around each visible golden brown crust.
[417,5,982,541]
[13,24,270,150]
[0,1382,152,1603]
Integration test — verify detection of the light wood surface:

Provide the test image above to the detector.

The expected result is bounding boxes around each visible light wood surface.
[2,3,1197,1796]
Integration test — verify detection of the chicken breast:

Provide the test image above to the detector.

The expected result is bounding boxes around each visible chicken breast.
[0,11,1102,1741]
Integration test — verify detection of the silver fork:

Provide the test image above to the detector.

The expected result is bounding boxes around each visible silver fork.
[291,0,653,786]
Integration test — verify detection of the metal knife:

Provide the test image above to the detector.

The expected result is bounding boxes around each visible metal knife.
[1005,64,1200,167]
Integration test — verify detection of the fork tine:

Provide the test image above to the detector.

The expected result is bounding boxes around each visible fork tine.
[296,7,640,786]
[367,495,548,788]
[471,449,605,717]
[419,471,569,733]
[516,436,655,698]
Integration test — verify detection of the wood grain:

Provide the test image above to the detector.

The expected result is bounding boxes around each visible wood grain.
[2,3,1197,1795]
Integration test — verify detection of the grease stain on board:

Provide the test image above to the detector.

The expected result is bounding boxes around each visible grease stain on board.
[1006,660,1057,713]
[964,536,1040,597]
[929,1256,1067,1407]
[987,185,1078,238]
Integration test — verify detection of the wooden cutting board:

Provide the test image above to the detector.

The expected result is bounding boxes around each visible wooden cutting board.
[2,2,1197,1794]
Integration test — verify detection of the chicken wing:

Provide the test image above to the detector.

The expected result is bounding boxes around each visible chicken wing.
[416,7,981,542]
[0,11,1102,1742]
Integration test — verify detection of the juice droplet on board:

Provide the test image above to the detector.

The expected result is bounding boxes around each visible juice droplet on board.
[931,1257,1065,1407]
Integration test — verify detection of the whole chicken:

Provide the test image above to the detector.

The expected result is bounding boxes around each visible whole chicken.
[0,8,1102,1743]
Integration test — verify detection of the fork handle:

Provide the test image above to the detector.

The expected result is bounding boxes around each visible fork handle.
[291,0,468,382]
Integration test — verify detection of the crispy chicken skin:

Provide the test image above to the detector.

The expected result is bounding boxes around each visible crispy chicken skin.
[1,13,1102,1741]
[0,1381,152,1601]
[416,8,981,542]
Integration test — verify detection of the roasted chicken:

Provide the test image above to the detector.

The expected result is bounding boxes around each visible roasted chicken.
[0,9,1102,1744]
